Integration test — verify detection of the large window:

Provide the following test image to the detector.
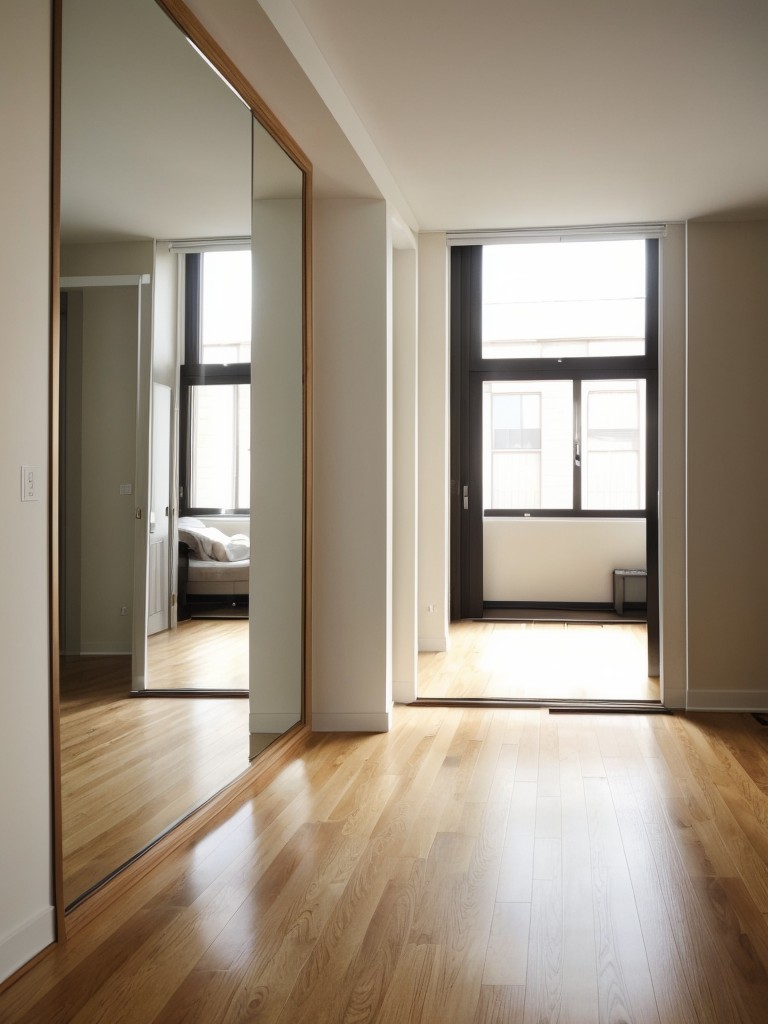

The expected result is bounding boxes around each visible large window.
[180,249,251,515]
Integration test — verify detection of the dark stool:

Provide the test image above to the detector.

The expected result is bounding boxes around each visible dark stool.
[613,569,647,615]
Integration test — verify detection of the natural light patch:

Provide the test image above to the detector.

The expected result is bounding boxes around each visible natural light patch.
[482,240,646,359]
[201,249,252,362]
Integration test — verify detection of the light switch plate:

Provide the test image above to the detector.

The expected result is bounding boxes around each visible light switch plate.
[21,465,39,501]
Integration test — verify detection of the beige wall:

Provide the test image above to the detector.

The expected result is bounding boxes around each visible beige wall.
[60,243,152,655]
[0,0,55,982]
[686,221,768,708]
[392,246,419,701]
[417,233,450,652]
[658,223,687,706]
[77,285,139,652]
[250,198,304,733]
[312,198,393,731]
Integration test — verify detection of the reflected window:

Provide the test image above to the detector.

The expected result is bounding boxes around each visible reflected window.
[200,250,252,364]
[180,249,251,514]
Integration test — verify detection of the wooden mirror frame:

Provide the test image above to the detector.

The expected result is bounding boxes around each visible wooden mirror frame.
[49,0,313,937]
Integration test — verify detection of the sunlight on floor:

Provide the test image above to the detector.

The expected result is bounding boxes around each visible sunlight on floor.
[418,620,658,702]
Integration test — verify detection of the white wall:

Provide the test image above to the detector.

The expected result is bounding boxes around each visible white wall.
[658,224,687,706]
[392,247,419,702]
[686,221,768,710]
[312,199,393,731]
[417,233,450,652]
[0,0,55,983]
[483,518,646,603]
[250,198,304,733]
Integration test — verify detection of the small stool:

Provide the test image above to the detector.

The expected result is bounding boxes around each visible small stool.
[613,569,647,615]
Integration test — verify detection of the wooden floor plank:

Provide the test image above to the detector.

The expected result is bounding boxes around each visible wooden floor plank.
[6,706,768,1023]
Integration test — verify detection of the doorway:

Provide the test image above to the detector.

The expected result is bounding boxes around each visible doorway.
[448,236,660,703]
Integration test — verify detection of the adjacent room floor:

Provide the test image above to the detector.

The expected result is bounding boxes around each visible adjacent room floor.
[418,619,659,703]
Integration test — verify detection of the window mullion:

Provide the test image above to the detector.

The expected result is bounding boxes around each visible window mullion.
[573,379,582,512]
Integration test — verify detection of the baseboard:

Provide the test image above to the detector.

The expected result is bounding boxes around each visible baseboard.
[312,709,393,733]
[249,712,302,734]
[419,637,447,653]
[686,689,768,712]
[0,906,55,985]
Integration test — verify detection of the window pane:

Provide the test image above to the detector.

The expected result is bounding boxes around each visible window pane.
[482,240,646,359]
[483,380,573,510]
[582,379,645,510]
[189,383,250,509]
[200,250,252,364]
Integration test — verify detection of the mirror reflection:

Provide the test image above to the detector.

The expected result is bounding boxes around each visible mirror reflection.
[58,0,306,908]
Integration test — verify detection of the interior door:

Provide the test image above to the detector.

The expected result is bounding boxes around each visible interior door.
[147,383,172,636]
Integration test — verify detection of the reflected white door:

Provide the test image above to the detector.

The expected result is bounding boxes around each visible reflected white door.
[147,383,172,636]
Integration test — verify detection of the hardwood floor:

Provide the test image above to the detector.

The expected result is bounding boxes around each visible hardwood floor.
[60,655,251,906]
[147,618,248,690]
[4,705,768,1022]
[419,620,660,702]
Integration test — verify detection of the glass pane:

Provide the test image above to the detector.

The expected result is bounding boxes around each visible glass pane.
[483,380,573,510]
[189,383,250,509]
[201,250,252,364]
[482,240,646,359]
[581,379,645,509]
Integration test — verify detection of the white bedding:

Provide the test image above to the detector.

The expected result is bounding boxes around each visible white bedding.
[178,517,250,562]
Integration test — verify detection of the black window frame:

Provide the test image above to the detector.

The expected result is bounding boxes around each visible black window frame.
[179,252,252,517]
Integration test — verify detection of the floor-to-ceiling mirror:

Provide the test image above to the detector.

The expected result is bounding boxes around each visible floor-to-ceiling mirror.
[55,0,310,910]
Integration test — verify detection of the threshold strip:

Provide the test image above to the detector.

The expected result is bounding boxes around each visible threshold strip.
[131,689,248,698]
[410,697,671,715]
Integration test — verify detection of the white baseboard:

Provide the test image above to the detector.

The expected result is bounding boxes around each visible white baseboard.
[419,636,447,653]
[0,906,55,984]
[312,709,393,733]
[686,689,768,712]
[249,712,301,734]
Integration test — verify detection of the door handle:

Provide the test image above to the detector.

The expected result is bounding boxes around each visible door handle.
[463,485,469,511]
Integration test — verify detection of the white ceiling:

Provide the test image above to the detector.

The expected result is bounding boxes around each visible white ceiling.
[264,0,768,231]
[60,0,768,242]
